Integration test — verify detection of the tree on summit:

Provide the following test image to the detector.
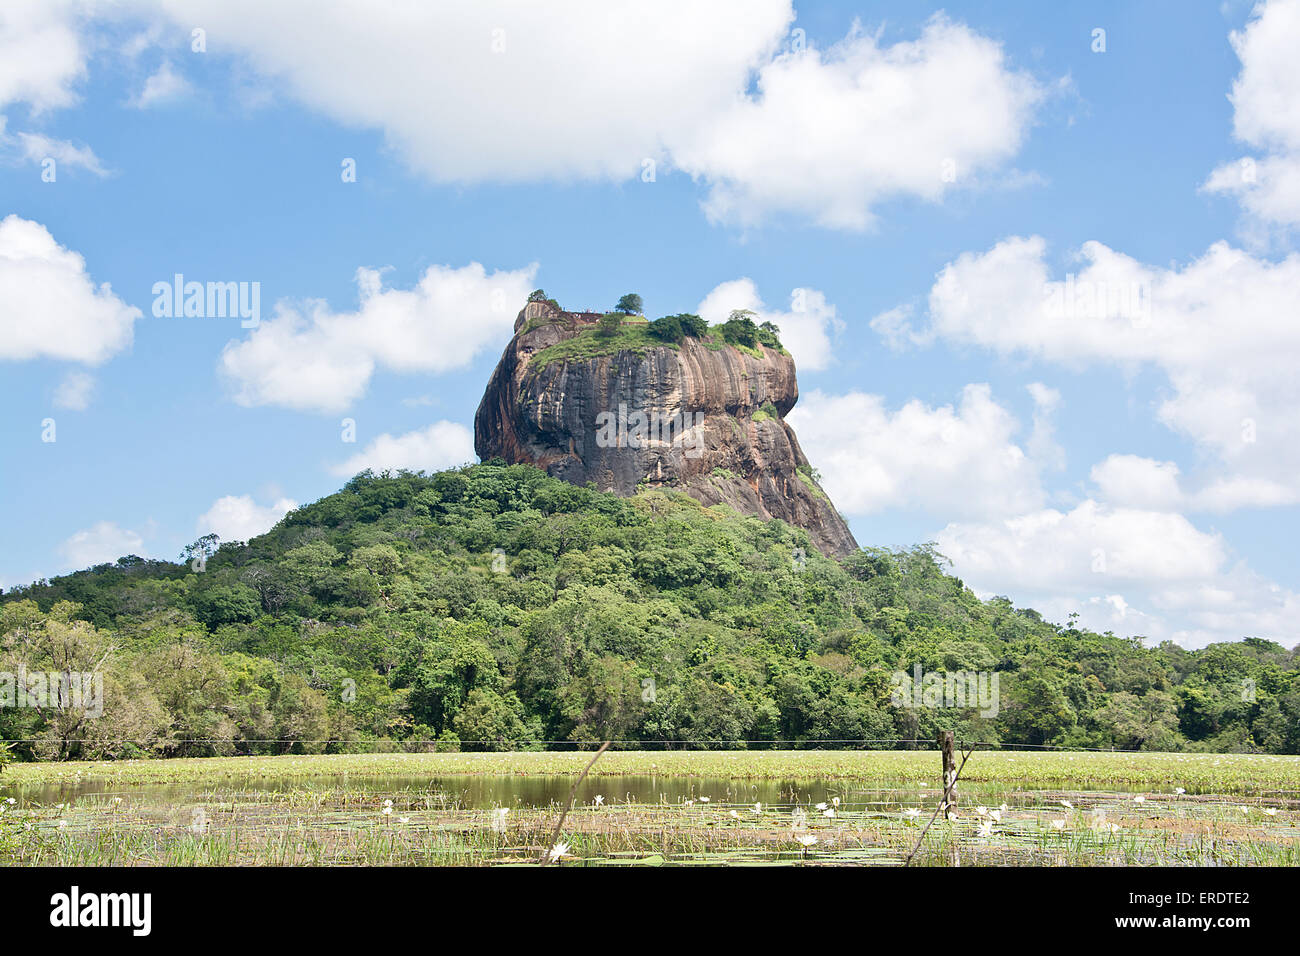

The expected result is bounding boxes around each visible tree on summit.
[614,293,643,315]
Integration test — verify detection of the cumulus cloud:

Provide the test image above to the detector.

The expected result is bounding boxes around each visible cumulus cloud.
[672,14,1044,229]
[696,279,842,372]
[0,2,86,113]
[328,422,476,477]
[1203,0,1300,230]
[129,2,1042,230]
[143,0,791,182]
[898,234,1300,506]
[937,501,1300,647]
[788,384,1049,519]
[196,494,296,543]
[60,521,146,570]
[0,215,141,364]
[219,261,536,413]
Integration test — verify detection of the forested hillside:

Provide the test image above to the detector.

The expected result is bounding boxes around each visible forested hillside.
[3,464,1296,760]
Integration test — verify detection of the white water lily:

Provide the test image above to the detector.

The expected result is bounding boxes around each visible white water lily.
[904,807,922,821]
[975,806,989,817]
[1239,805,1250,814]
[57,819,68,828]
[1174,787,1186,795]
[753,803,762,814]
[548,842,570,862]
[815,802,828,811]
[729,810,740,819]
[593,795,604,806]
[999,803,1008,813]
[831,797,840,808]
[1110,823,1121,834]
[1060,800,1073,810]
[796,834,818,847]
[989,809,1002,823]
[977,819,994,838]
[822,808,836,819]
[1263,808,1278,816]
[699,796,710,804]
[381,806,392,816]
[1051,819,1066,830]
[1133,795,1145,803]
[398,816,410,824]
[791,807,808,830]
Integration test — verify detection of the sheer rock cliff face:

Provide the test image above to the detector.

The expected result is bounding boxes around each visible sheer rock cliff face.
[474,300,859,558]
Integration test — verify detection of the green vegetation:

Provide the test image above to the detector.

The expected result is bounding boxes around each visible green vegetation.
[527,288,561,311]
[530,320,675,368]
[751,401,780,423]
[4,752,1297,866]
[3,465,1298,761]
[5,749,1297,791]
[614,293,643,315]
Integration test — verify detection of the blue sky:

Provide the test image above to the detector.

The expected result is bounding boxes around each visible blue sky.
[2,0,1298,647]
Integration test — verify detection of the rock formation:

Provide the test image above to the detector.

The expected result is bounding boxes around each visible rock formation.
[474,298,858,558]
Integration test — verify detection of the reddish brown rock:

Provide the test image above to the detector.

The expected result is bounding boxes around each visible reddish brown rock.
[474,300,858,558]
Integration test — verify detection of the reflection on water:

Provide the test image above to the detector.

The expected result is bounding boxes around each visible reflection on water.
[6,772,1114,810]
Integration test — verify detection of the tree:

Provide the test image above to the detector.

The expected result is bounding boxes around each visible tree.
[597,312,622,336]
[614,293,643,315]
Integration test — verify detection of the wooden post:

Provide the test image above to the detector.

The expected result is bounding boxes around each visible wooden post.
[939,731,957,820]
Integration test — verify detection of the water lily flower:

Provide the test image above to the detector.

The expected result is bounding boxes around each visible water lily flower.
[990,809,1002,823]
[822,808,836,819]
[975,806,989,817]
[382,806,392,816]
[1263,808,1278,816]
[831,797,840,808]
[977,819,993,838]
[699,796,710,804]
[1051,819,1066,830]
[1133,795,1145,803]
[383,799,393,808]
[815,802,828,811]
[57,819,68,828]
[549,842,570,862]
[796,834,818,847]
[904,808,922,821]
[999,803,1009,813]
[1060,800,1073,810]
[753,803,762,814]
[593,795,604,806]
[398,816,410,824]
[1174,788,1186,795]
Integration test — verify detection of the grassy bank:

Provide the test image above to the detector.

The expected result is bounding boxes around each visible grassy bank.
[5,750,1299,794]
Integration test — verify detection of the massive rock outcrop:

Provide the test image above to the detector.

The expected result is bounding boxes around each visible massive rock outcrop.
[474,299,858,558]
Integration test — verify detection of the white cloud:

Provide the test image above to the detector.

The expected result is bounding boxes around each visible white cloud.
[129,59,191,108]
[6,130,106,175]
[672,14,1044,229]
[0,215,141,364]
[0,2,86,113]
[145,0,792,182]
[788,384,1048,519]
[1089,453,1298,513]
[904,234,1300,508]
[219,261,536,413]
[130,3,1042,230]
[696,279,842,371]
[53,369,94,410]
[1203,0,1300,229]
[60,521,145,570]
[937,500,1300,647]
[196,494,296,543]
[329,422,476,477]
